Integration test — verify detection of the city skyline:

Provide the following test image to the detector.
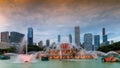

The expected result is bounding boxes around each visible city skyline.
[0,26,115,45]
[0,0,120,44]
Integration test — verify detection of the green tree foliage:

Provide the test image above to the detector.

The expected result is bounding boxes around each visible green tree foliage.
[97,41,120,53]
[0,46,16,54]
[25,45,44,52]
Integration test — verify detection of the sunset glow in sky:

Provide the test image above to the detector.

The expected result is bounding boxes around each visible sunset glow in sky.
[0,0,120,44]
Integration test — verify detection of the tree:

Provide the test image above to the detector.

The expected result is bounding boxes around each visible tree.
[23,44,44,52]
[97,41,120,53]
[0,46,16,54]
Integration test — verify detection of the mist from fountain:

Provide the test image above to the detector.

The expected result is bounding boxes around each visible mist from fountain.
[59,48,62,60]
[9,37,38,63]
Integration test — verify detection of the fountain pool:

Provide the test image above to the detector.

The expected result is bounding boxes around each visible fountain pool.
[10,54,38,63]
[0,59,120,68]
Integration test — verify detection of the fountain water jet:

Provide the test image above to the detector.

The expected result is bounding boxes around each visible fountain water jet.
[10,37,37,63]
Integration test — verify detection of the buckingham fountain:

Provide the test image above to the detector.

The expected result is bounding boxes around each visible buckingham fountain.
[8,36,98,63]
[3,36,120,63]
[37,37,99,60]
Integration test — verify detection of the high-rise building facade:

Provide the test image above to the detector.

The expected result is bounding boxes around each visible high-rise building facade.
[27,27,33,45]
[94,35,100,50]
[46,39,50,47]
[102,28,105,36]
[10,32,24,43]
[83,33,93,51]
[69,34,72,43]
[102,28,108,46]
[111,40,114,44]
[103,35,107,42]
[58,35,61,43]
[75,26,80,46]
[102,28,107,42]
[1,31,9,43]
[38,41,43,47]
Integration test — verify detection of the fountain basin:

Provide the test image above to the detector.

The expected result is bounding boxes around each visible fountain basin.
[101,51,120,62]
[0,55,10,60]
[20,54,32,62]
[10,54,37,63]
[41,56,49,61]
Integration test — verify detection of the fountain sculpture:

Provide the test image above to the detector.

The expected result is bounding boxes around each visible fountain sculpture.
[48,43,97,60]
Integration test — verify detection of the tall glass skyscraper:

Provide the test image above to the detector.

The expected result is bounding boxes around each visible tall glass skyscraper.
[83,33,93,51]
[27,27,33,45]
[75,26,80,46]
[102,28,105,36]
[103,35,107,42]
[94,35,100,50]
[102,28,108,46]
[102,28,107,42]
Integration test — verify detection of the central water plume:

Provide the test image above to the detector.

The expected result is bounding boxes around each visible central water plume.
[10,37,38,63]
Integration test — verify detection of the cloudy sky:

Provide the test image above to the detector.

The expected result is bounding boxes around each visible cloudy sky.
[0,0,120,44]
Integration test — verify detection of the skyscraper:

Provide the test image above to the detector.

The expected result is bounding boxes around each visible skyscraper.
[103,35,107,42]
[38,41,43,47]
[75,26,80,46]
[46,39,50,47]
[94,35,100,50]
[1,31,9,43]
[58,35,61,43]
[69,34,72,43]
[27,27,33,45]
[102,28,105,36]
[10,32,24,43]
[83,33,93,51]
[102,28,108,46]
[102,28,107,42]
